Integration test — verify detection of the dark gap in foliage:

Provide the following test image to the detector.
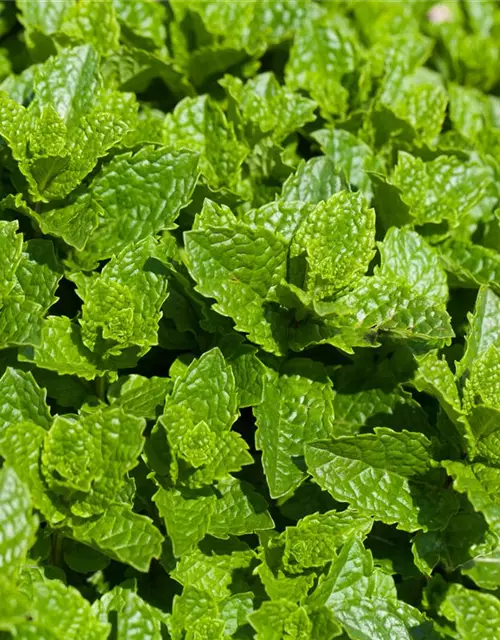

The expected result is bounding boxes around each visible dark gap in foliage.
[135,78,181,113]
[132,345,182,378]
[51,277,81,318]
[295,131,317,161]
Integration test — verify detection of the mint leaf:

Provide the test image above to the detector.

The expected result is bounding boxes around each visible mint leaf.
[311,127,382,198]
[76,238,169,357]
[13,566,110,639]
[164,95,248,195]
[70,505,163,572]
[107,374,172,419]
[286,16,359,116]
[0,467,37,580]
[390,151,491,226]
[184,224,288,353]
[435,582,500,640]
[0,421,66,524]
[93,586,168,640]
[290,191,375,297]
[18,316,112,381]
[153,485,215,557]
[79,146,199,262]
[208,476,274,539]
[249,600,312,640]
[307,537,439,640]
[0,367,51,433]
[306,429,459,531]
[171,539,255,601]
[458,287,500,379]
[280,157,347,205]
[42,406,146,515]
[221,72,316,144]
[254,360,335,499]
[378,227,448,302]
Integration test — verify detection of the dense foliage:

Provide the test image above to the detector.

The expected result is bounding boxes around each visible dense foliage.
[2,0,500,638]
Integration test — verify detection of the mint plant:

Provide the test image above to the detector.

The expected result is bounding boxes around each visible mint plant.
[1,1,500,638]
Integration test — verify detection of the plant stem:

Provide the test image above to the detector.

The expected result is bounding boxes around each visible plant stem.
[96,375,106,400]
[50,532,64,567]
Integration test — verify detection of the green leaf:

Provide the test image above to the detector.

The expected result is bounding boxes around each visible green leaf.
[58,0,120,56]
[436,583,500,640]
[171,539,255,601]
[316,276,454,349]
[412,498,497,581]
[164,95,248,195]
[0,239,62,349]
[443,460,500,533]
[153,485,216,557]
[256,530,317,603]
[307,537,439,640]
[283,509,373,572]
[42,406,146,515]
[18,316,114,381]
[448,83,495,143]
[306,429,459,531]
[0,467,37,580]
[332,384,430,438]
[107,374,172,419]
[220,337,267,408]
[390,151,491,226]
[93,586,168,639]
[221,72,316,143]
[162,348,238,442]
[378,227,448,302]
[290,191,376,298]
[169,587,224,640]
[112,0,167,51]
[311,127,381,198]
[409,350,472,455]
[79,146,199,262]
[157,349,252,486]
[38,196,103,251]
[13,566,110,639]
[463,342,500,409]
[249,600,312,640]
[0,220,23,301]
[306,536,396,611]
[458,287,500,379]
[33,44,100,129]
[207,476,274,539]
[286,16,359,116]
[254,360,335,498]
[0,421,66,524]
[70,504,163,572]
[241,200,311,244]
[0,367,52,434]
[17,0,74,52]
[379,68,448,143]
[184,223,288,354]
[280,157,347,205]
[439,240,500,291]
[77,237,169,356]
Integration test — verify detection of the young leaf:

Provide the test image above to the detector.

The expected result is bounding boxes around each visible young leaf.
[184,223,288,354]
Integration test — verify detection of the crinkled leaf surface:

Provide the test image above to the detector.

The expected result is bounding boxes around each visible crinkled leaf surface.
[306,428,459,531]
[0,2,500,636]
[254,360,335,499]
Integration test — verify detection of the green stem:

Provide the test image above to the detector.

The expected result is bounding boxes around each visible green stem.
[96,375,106,400]
[50,532,64,567]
